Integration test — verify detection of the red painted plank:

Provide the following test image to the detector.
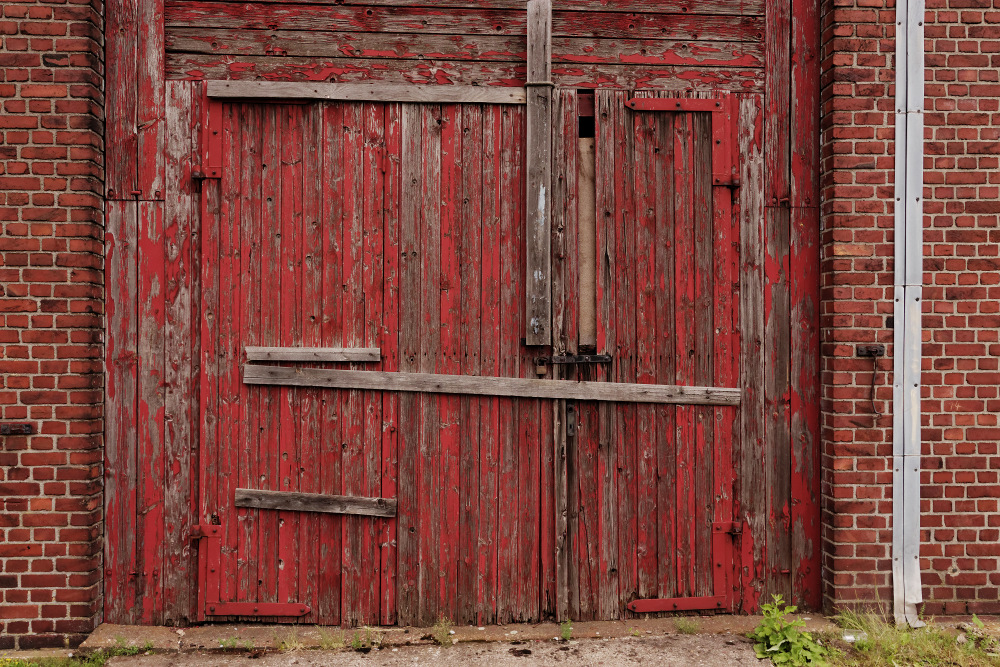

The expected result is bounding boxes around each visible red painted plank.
[137,0,165,198]
[380,101,402,626]
[319,101,346,625]
[496,104,522,623]
[438,103,462,620]
[106,0,138,199]
[298,101,323,622]
[457,103,483,625]
[418,103,443,626]
[477,104,503,625]
[631,92,658,604]
[360,101,386,625]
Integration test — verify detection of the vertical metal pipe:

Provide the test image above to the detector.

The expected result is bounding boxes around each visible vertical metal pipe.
[892,0,925,627]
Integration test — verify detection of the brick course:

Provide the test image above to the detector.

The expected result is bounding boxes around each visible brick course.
[820,0,1000,614]
[0,0,104,650]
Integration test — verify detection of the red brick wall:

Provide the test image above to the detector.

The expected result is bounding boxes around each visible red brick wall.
[0,0,104,650]
[820,0,1000,615]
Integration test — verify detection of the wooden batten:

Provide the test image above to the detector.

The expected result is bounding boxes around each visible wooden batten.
[243,365,741,406]
[207,80,527,104]
[244,346,381,362]
[524,0,553,345]
[235,488,397,517]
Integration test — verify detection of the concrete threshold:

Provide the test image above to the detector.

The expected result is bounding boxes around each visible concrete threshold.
[79,614,837,654]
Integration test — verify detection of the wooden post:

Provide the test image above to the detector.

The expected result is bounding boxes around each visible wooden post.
[525,0,552,346]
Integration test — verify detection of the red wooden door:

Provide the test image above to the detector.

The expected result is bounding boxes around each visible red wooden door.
[193,90,742,626]
[555,90,741,618]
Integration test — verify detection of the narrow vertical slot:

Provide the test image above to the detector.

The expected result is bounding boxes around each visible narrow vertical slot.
[577,91,597,350]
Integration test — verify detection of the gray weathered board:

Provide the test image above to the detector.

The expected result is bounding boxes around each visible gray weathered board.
[243,364,741,406]
[207,80,527,104]
[244,346,381,362]
[235,488,397,517]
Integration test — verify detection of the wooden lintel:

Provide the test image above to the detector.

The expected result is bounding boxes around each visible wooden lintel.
[207,80,527,105]
[525,0,553,346]
[235,488,397,517]
[244,346,381,363]
[243,365,741,406]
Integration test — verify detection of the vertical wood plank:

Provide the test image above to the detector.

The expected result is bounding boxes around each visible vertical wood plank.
[380,101,402,627]
[418,104,443,626]
[162,80,200,624]
[524,0,553,346]
[318,101,345,625]
[594,90,619,620]
[105,0,137,199]
[457,103,483,626]
[105,200,139,623]
[137,0,164,198]
[765,0,791,206]
[673,110,696,598]
[738,94,767,612]
[238,100,262,610]
[613,89,636,614]
[790,0,822,611]
[340,101,367,625]
[396,103,422,626]
[438,103,462,621]
[477,104,502,625]
[299,101,323,622]
[654,109,677,601]
[692,112,715,598]
[632,93,658,603]
[360,101,386,625]
[497,104,521,623]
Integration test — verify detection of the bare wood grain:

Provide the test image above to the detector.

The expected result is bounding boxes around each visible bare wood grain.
[235,488,397,517]
[208,80,526,104]
[243,365,741,406]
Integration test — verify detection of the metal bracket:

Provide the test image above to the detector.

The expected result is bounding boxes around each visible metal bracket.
[535,354,612,366]
[192,167,221,181]
[626,98,728,113]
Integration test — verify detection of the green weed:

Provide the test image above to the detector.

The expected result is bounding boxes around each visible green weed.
[749,594,831,666]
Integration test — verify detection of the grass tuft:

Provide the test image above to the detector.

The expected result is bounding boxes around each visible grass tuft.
[674,617,700,635]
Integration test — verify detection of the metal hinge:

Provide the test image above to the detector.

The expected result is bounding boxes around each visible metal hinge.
[713,521,742,536]
[536,354,612,366]
[192,167,221,181]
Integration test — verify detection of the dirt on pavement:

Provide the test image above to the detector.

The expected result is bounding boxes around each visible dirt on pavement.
[105,634,759,667]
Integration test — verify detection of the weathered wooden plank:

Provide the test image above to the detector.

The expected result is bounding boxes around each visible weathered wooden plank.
[457,103,483,625]
[477,104,503,624]
[235,488,397,517]
[417,103,443,626]
[105,200,140,623]
[208,80,525,104]
[169,29,764,68]
[244,346,380,362]
[653,108,677,601]
[243,366,741,405]
[395,103,422,626]
[165,4,765,42]
[379,101,402,626]
[789,0,821,612]
[170,55,763,93]
[106,0,138,199]
[360,101,387,625]
[137,0,165,198]
[217,0,766,16]
[594,89,619,620]
[496,104,521,623]
[525,0,552,346]
[764,0,790,204]
[317,100,345,625]
[162,80,200,625]
[296,100,323,622]
[632,92,657,604]
[438,103,462,620]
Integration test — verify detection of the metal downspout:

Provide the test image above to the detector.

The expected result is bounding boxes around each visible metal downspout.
[891,0,925,628]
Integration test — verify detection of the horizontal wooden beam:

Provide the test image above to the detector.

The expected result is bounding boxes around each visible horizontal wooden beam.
[243,365,741,406]
[244,346,380,363]
[207,80,527,104]
[235,488,397,517]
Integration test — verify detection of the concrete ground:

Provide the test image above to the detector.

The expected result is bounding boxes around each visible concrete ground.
[102,635,759,666]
